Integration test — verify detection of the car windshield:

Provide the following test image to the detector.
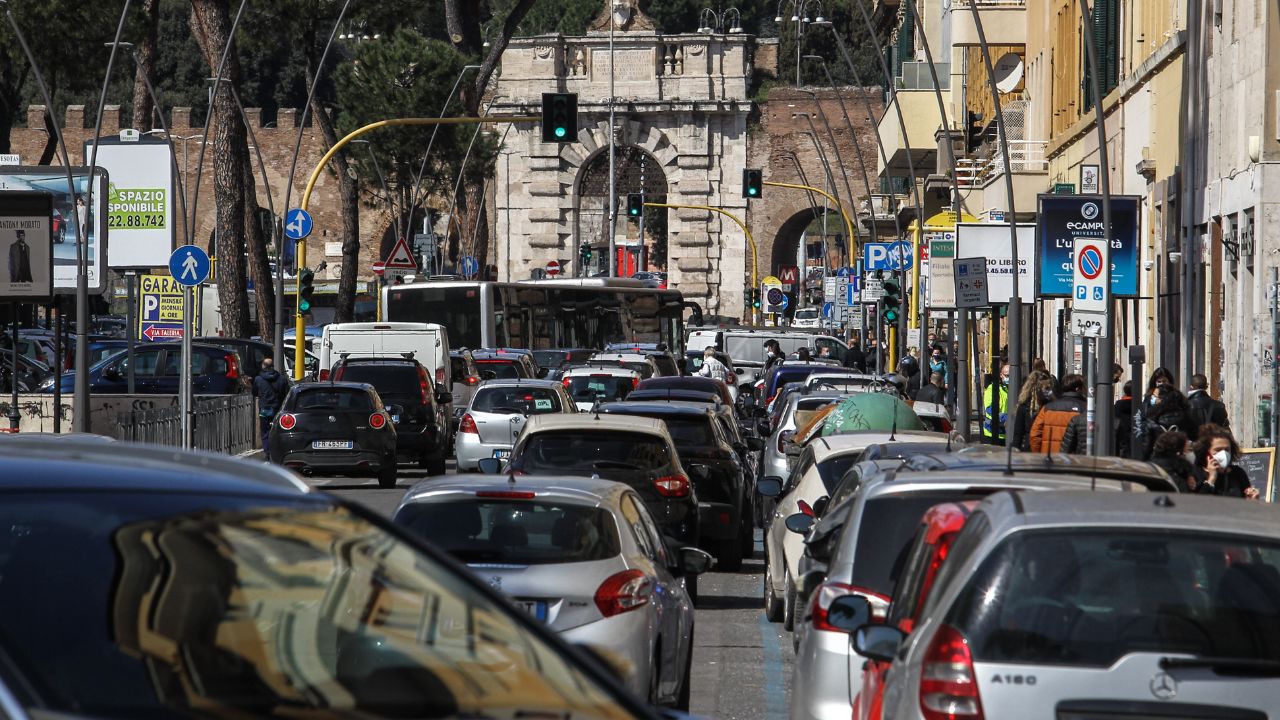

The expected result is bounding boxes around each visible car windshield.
[294,388,374,411]
[852,491,977,597]
[532,351,567,369]
[515,431,671,475]
[795,309,818,319]
[397,500,620,565]
[472,386,563,415]
[334,363,420,391]
[816,453,860,492]
[0,491,632,719]
[947,529,1280,667]
[566,375,634,404]
[478,359,524,379]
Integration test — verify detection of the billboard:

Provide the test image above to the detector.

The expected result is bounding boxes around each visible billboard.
[0,168,108,294]
[1036,194,1141,297]
[85,137,175,268]
[955,223,1036,305]
[0,191,54,301]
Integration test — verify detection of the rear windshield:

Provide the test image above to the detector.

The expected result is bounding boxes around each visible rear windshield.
[397,500,620,565]
[948,530,1280,667]
[516,431,670,475]
[852,491,974,597]
[293,388,374,411]
[472,386,563,415]
[566,375,634,404]
[816,454,860,492]
[792,399,838,429]
[478,359,525,379]
[334,364,419,390]
[532,351,567,369]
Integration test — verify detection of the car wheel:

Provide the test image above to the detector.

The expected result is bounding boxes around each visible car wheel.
[675,627,693,711]
[764,562,784,622]
[377,461,398,489]
[783,573,796,632]
[421,447,448,476]
[717,535,743,572]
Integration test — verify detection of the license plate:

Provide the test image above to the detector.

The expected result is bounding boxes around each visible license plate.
[515,600,548,622]
[311,440,353,450]
[493,449,511,460]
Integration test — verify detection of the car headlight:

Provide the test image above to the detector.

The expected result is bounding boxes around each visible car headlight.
[38,377,54,390]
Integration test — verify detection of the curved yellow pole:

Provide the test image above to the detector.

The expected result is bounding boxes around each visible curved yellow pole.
[644,202,759,323]
[292,115,539,379]
[763,180,859,263]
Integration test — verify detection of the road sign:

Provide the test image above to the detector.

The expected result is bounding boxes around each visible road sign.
[371,260,386,277]
[778,265,798,287]
[845,281,860,306]
[169,245,210,286]
[460,255,480,278]
[283,208,313,241]
[545,260,561,276]
[864,243,895,271]
[862,276,885,301]
[953,257,989,308]
[823,277,838,302]
[138,274,199,340]
[822,302,834,319]
[779,294,790,311]
[836,266,854,278]
[762,275,782,287]
[1072,237,1109,313]
[384,236,417,270]
[1071,309,1108,337]
[886,240,914,270]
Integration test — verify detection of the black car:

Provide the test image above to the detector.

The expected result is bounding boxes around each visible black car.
[330,356,451,474]
[599,401,759,570]
[47,343,248,395]
[269,382,399,487]
[472,349,541,380]
[531,348,595,377]
[0,435,656,719]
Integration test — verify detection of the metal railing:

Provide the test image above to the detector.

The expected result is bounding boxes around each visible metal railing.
[114,394,258,455]
[896,62,951,90]
[952,0,1027,7]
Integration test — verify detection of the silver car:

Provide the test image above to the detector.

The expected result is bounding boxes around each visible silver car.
[848,491,1280,719]
[392,474,711,708]
[455,379,575,471]
[759,391,843,487]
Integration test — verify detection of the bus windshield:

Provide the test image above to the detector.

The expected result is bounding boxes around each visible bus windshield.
[386,285,486,349]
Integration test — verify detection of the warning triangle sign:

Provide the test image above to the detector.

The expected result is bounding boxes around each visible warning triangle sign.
[384,237,418,270]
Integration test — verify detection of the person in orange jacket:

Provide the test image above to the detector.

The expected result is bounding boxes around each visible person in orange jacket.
[1030,373,1087,454]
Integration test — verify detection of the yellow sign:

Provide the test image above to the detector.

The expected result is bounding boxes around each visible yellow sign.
[761,275,782,287]
[138,274,200,340]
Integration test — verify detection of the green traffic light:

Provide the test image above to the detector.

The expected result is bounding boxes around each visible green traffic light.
[748,187,758,196]
[555,126,567,138]
[884,309,898,322]
[299,299,311,313]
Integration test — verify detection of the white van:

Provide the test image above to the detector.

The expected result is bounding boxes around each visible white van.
[686,328,850,388]
[319,322,451,388]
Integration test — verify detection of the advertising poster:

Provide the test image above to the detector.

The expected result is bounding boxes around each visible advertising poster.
[0,191,54,301]
[0,168,108,294]
[1036,195,1140,297]
[85,138,175,267]
[955,223,1036,305]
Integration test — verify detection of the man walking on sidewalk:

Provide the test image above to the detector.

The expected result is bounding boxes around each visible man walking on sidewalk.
[253,358,291,455]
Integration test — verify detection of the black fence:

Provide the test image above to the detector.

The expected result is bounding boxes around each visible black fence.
[114,394,258,455]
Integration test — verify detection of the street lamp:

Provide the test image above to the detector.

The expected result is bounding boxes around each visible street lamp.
[776,0,823,84]
[698,7,743,34]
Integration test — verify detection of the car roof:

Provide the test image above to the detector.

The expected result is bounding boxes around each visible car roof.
[0,436,310,494]
[811,431,952,455]
[335,355,421,365]
[598,401,716,418]
[398,474,629,508]
[475,378,564,390]
[562,365,639,377]
[638,376,727,390]
[978,490,1280,539]
[523,412,671,437]
[472,351,529,361]
[293,381,375,392]
[897,451,1177,491]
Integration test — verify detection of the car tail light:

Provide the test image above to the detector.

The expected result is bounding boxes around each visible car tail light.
[466,375,479,386]
[459,413,478,434]
[940,418,953,432]
[224,353,240,380]
[594,569,653,618]
[808,583,889,632]
[332,366,345,380]
[916,533,959,615]
[563,378,572,388]
[919,624,984,720]
[369,412,387,429]
[436,367,446,385]
[654,474,690,497]
[318,368,330,381]
[277,413,296,430]
[798,499,814,517]
[631,377,640,390]
[477,490,536,499]
[418,365,430,405]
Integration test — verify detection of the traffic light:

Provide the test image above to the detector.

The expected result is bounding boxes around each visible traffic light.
[298,268,315,314]
[881,275,901,325]
[750,288,761,309]
[965,111,985,153]
[580,241,593,263]
[627,193,643,219]
[742,168,763,199]
[541,92,577,143]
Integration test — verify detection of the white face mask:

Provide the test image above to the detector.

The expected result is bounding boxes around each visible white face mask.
[1213,449,1232,469]
[1183,450,1197,464]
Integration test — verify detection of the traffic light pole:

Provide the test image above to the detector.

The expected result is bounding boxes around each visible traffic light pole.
[295,115,541,378]
[643,202,759,322]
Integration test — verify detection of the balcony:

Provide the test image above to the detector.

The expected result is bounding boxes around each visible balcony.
[876,68,953,179]
[963,140,1048,216]
[947,0,1027,47]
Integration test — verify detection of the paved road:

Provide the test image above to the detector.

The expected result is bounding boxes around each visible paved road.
[298,463,796,719]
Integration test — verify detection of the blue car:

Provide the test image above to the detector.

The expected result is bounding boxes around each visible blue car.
[44,343,249,394]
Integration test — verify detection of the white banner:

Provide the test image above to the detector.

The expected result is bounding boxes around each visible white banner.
[955,223,1036,304]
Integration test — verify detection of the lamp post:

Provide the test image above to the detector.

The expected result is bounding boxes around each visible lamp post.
[775,0,824,85]
[697,6,743,34]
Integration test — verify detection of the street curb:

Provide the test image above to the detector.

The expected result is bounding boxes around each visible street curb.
[239,449,266,461]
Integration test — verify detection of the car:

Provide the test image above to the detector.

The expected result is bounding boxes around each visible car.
[630,270,668,289]
[758,431,953,632]
[852,491,1280,720]
[455,379,576,471]
[604,344,681,377]
[392,474,710,707]
[760,364,860,408]
[472,348,542,380]
[803,372,882,394]
[502,413,703,591]
[44,343,247,395]
[0,334,54,367]
[0,435,657,719]
[758,392,844,503]
[330,355,452,474]
[448,349,482,430]
[585,352,661,380]
[267,381,399,487]
[686,328,851,386]
[636,375,736,406]
[0,349,54,392]
[785,457,1177,720]
[600,401,758,570]
[532,348,596,378]
[791,307,821,328]
[560,365,641,411]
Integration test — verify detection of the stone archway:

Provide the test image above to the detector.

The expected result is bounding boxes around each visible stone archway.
[574,145,669,276]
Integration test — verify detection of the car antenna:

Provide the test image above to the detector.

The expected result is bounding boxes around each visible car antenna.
[889,397,898,441]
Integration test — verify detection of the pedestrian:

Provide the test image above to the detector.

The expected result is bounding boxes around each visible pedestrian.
[1191,424,1259,499]
[843,337,867,371]
[1186,373,1230,431]
[1031,373,1087,454]
[915,371,946,405]
[981,363,1010,445]
[796,347,812,362]
[816,345,831,359]
[696,346,729,383]
[1114,380,1135,457]
[1010,370,1053,451]
[763,339,783,373]
[926,347,948,387]
[897,355,921,398]
[1136,367,1193,457]
[1148,430,1197,492]
[253,358,291,456]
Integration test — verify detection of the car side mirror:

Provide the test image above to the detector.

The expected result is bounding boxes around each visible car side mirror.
[853,624,906,662]
[784,512,815,535]
[435,391,453,405]
[688,464,711,482]
[477,457,504,474]
[747,436,765,452]
[677,546,714,576]
[756,476,783,497]
[813,495,830,517]
[827,595,874,635]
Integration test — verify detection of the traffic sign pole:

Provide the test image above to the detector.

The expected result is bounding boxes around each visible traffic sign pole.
[181,284,193,449]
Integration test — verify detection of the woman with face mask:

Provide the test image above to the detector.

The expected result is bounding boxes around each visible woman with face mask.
[1010,370,1051,451]
[1148,430,1196,492]
[1192,424,1259,499]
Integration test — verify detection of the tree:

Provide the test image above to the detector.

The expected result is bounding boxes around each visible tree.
[131,0,161,130]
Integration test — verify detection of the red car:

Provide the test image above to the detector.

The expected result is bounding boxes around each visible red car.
[852,500,979,720]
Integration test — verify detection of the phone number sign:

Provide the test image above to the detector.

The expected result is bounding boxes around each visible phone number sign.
[108,187,167,230]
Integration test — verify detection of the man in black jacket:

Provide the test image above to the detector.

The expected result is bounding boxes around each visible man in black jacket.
[915,372,946,404]
[1186,373,1229,433]
[253,359,291,454]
